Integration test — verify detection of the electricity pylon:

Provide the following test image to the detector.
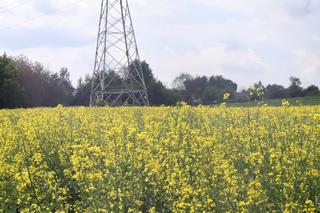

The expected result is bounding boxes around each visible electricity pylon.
[90,0,149,106]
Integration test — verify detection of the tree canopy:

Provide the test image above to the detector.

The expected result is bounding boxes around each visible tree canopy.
[0,53,319,109]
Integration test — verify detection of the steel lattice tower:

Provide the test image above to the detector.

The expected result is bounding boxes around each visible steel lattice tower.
[90,0,149,106]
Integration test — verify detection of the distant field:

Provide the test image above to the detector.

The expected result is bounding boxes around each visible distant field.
[229,97,320,107]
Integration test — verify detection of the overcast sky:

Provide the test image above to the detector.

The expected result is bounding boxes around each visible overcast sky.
[0,0,319,88]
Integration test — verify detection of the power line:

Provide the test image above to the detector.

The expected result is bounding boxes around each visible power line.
[0,0,25,12]
[0,0,85,32]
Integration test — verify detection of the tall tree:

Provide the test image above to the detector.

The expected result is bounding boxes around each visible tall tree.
[172,73,193,91]
[73,75,92,106]
[173,74,237,105]
[247,81,266,101]
[15,56,50,107]
[128,60,177,106]
[15,56,74,107]
[0,54,22,108]
[288,76,303,98]
[184,76,208,104]
[303,85,320,97]
[206,75,237,102]
[266,84,288,99]
[46,68,74,106]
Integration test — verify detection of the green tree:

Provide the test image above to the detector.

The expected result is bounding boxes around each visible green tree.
[0,54,22,108]
[73,75,92,106]
[15,56,74,107]
[248,81,265,101]
[266,84,288,99]
[303,85,320,97]
[288,77,303,98]
[46,68,74,106]
[184,76,208,104]
[128,60,178,106]
[206,75,237,103]
[173,74,237,105]
[172,73,193,91]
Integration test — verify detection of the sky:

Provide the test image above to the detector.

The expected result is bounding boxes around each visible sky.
[0,0,319,89]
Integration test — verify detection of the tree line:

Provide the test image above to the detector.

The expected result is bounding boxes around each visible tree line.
[0,53,319,108]
[245,77,320,102]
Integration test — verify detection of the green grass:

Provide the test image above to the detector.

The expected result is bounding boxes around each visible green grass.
[228,97,320,107]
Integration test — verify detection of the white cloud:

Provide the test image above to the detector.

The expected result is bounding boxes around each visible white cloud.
[133,0,187,17]
[150,45,268,87]
[0,0,319,88]
[292,48,320,84]
[7,44,95,83]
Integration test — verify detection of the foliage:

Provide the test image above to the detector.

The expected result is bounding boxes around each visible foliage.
[72,75,92,106]
[228,97,320,107]
[1,53,320,108]
[130,61,177,106]
[172,73,193,91]
[245,77,320,103]
[266,84,289,99]
[176,74,238,105]
[289,76,304,98]
[247,81,265,101]
[304,85,320,97]
[0,105,319,212]
[0,54,22,108]
[14,56,74,107]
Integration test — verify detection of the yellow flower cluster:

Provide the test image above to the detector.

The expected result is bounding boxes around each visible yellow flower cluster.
[0,105,319,212]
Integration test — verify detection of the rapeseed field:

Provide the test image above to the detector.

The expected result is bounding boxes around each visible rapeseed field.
[0,104,319,212]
